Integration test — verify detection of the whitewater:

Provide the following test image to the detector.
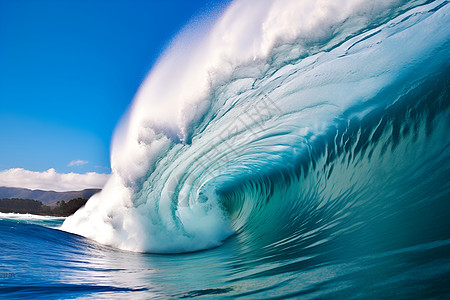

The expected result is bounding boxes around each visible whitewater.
[2,0,449,298]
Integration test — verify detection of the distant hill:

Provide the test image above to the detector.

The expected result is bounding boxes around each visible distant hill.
[0,187,100,206]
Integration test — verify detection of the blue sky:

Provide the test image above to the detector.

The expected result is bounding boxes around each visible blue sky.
[0,0,229,179]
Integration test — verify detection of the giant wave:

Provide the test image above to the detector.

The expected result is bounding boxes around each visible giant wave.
[62,0,450,255]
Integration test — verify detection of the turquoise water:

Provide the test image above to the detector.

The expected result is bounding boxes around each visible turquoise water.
[1,0,450,298]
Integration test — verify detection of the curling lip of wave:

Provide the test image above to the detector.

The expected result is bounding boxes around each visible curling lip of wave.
[61,0,449,253]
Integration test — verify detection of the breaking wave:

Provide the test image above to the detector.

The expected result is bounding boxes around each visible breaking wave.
[62,0,450,255]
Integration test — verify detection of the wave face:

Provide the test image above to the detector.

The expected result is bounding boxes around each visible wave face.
[62,0,450,256]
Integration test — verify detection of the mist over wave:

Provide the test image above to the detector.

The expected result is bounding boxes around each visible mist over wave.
[62,0,449,256]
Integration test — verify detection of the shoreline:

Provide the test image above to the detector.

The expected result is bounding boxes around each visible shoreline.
[0,198,87,217]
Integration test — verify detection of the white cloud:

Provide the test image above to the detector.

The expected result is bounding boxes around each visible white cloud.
[68,160,89,167]
[0,168,110,192]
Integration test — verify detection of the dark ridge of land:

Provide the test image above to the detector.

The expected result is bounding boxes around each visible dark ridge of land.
[0,187,100,206]
[0,198,88,217]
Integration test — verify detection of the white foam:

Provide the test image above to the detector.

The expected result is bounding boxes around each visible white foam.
[0,212,65,221]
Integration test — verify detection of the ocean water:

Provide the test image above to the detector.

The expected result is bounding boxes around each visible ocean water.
[2,0,450,298]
